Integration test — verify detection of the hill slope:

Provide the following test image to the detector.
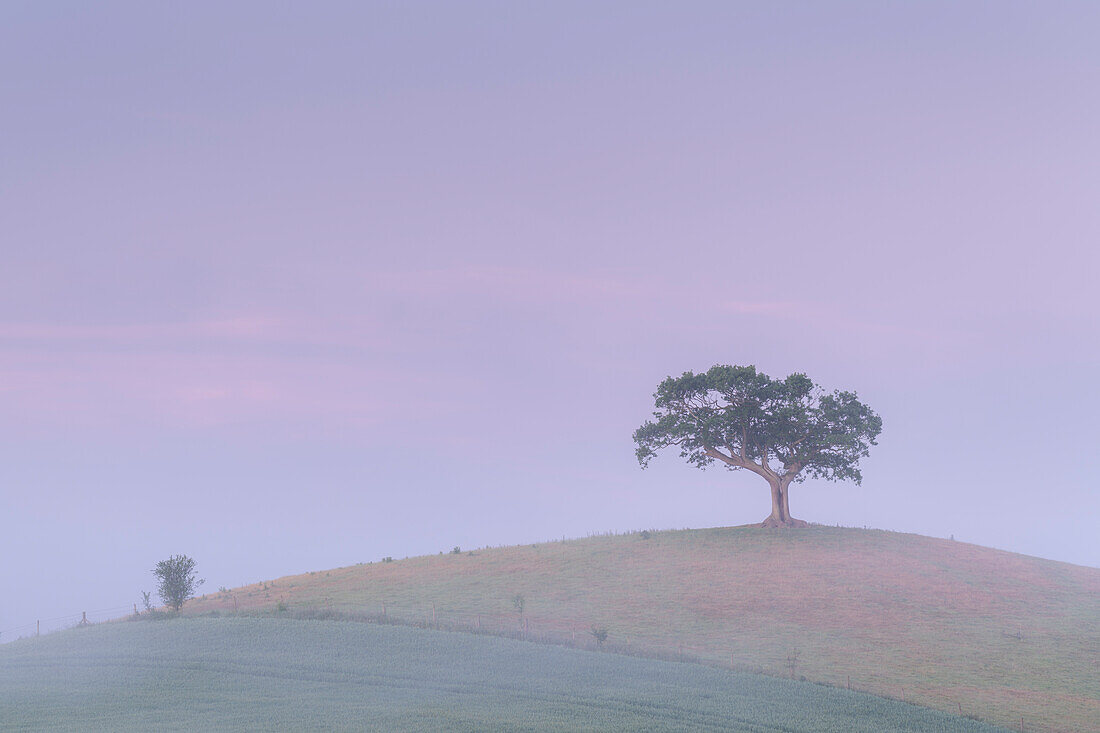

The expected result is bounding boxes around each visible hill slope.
[0,617,1008,732]
[187,526,1100,732]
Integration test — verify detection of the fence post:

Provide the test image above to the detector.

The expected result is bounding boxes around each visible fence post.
[37,620,40,637]
[476,615,481,629]
[382,600,386,617]
[432,602,436,624]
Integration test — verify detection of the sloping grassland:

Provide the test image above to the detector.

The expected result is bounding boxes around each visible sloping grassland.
[187,526,1100,732]
[0,617,1007,732]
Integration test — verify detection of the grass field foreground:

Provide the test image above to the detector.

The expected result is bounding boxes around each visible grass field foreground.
[0,616,1010,732]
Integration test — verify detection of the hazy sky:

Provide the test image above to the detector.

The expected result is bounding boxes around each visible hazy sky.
[2,2,1098,638]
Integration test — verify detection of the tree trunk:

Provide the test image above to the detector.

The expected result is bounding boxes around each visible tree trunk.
[760,477,808,528]
[779,481,808,527]
[759,479,786,527]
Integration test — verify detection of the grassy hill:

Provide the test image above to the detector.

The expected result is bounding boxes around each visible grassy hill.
[0,616,1008,732]
[185,526,1100,732]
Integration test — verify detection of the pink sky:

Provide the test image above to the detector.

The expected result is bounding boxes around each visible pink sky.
[2,2,1098,637]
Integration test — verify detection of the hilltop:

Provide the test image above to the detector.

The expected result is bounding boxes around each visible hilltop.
[186,526,1100,732]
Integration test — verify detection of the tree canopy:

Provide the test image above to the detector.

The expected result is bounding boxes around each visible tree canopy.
[153,554,204,612]
[634,364,881,527]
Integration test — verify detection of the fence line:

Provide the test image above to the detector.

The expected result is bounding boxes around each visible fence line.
[4,595,746,663]
[1,599,1051,732]
[0,604,135,644]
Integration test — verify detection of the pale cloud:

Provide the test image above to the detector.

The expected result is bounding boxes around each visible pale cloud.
[0,338,451,432]
[716,298,952,344]
[718,300,803,316]
[0,263,1056,436]
[0,316,290,344]
[363,265,650,303]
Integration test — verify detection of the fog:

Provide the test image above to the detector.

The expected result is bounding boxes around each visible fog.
[2,1,1099,646]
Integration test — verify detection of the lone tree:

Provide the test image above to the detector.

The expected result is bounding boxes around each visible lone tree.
[633,365,881,528]
[152,555,204,612]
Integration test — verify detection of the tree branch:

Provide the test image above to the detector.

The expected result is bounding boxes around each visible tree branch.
[781,461,803,481]
[704,445,744,468]
[758,444,779,481]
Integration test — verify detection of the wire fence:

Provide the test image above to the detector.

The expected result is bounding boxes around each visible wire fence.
[2,597,761,670]
[322,602,757,675]
[0,604,137,644]
[282,602,641,654]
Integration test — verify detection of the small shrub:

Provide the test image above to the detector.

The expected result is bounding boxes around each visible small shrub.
[590,626,609,648]
[512,594,525,615]
[382,556,393,563]
[152,555,204,612]
[451,546,461,554]
[639,530,651,539]
[276,600,288,613]
[786,649,801,678]
[141,591,153,613]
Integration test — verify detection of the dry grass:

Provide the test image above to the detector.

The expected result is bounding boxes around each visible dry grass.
[188,526,1100,732]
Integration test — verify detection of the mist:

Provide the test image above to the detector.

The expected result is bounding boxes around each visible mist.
[1,8,1098,731]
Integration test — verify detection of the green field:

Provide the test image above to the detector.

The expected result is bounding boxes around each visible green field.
[0,616,1008,732]
[186,526,1100,732]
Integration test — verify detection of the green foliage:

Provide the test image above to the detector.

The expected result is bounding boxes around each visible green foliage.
[590,625,609,647]
[0,618,1005,732]
[451,546,462,555]
[152,555,204,613]
[512,593,525,615]
[635,365,881,483]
